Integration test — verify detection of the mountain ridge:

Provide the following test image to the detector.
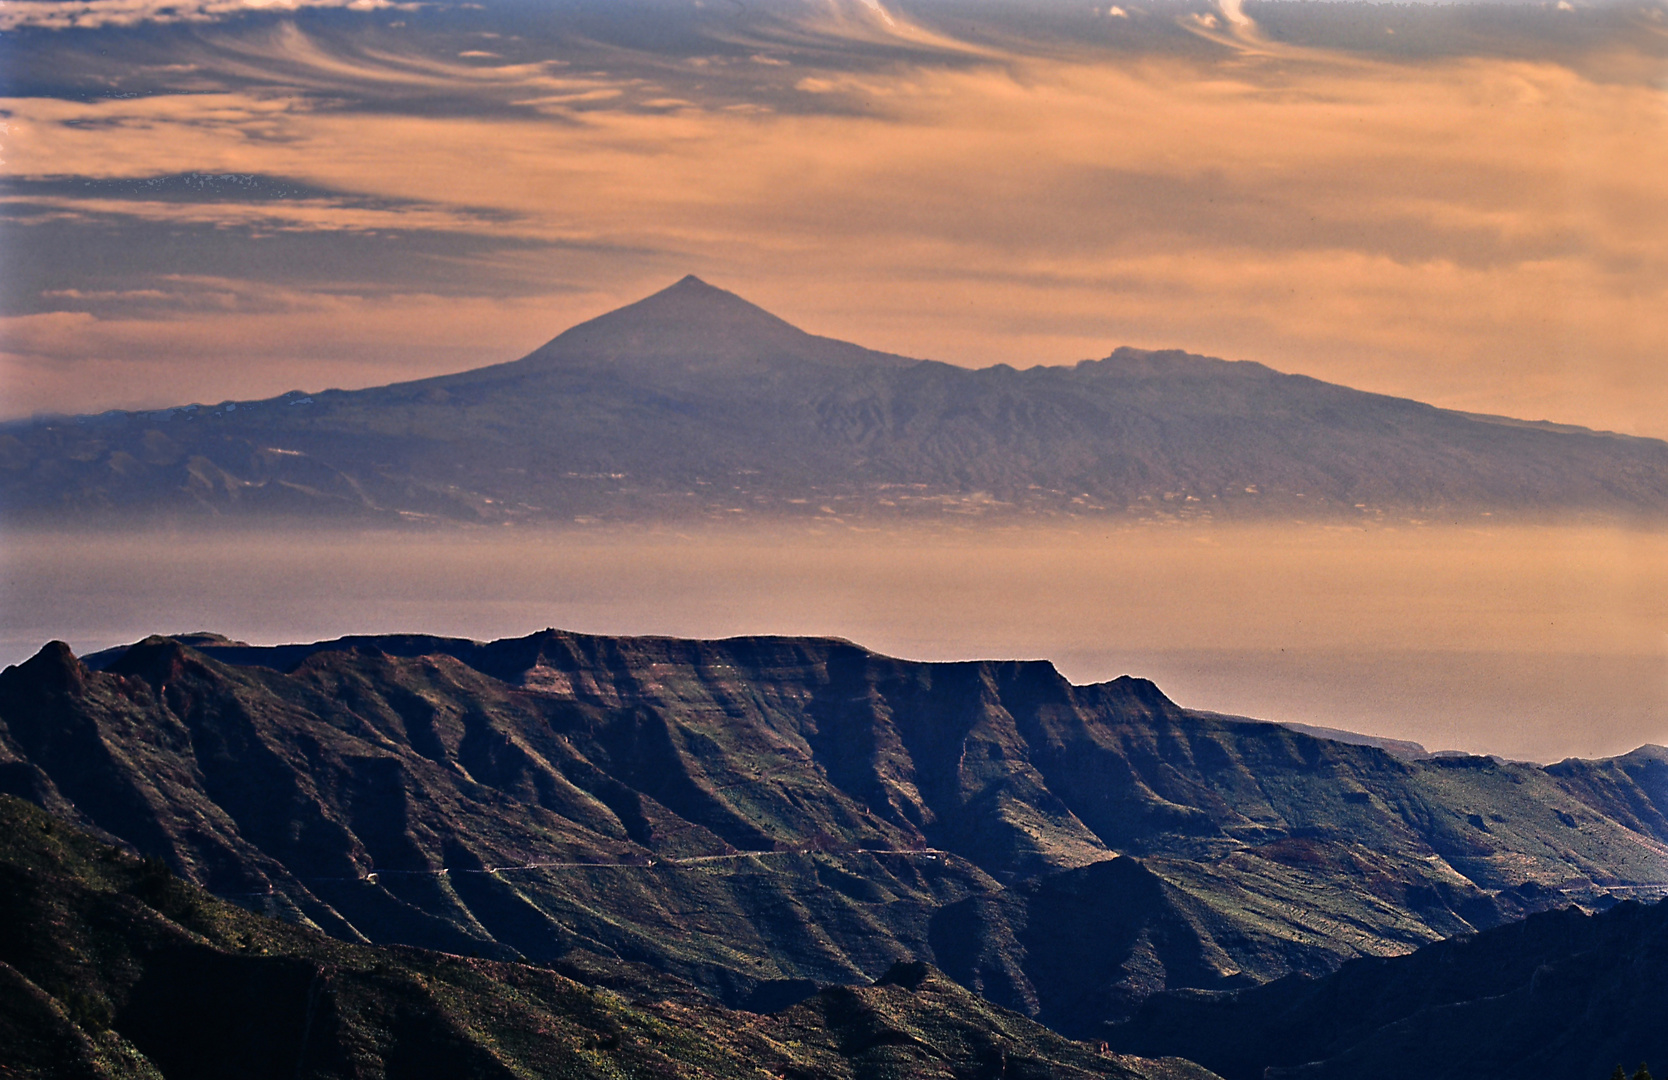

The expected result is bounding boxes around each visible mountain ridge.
[0,791,1218,1080]
[4,627,1666,1041]
[4,276,1666,523]
[1105,896,1668,1080]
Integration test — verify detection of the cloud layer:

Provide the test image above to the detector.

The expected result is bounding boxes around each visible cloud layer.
[0,0,407,32]
[2,0,1665,434]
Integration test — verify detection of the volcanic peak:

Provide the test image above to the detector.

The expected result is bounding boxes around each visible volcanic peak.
[511,274,916,376]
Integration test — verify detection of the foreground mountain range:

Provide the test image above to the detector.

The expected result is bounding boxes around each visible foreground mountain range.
[2,628,1664,1065]
[5,786,1661,1080]
[5,276,1667,524]
[1107,896,1668,1079]
[0,793,1214,1080]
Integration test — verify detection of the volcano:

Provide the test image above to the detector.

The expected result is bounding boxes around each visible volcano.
[4,275,1666,524]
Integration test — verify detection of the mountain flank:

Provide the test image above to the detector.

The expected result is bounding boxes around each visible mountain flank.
[0,793,1216,1080]
[4,276,1666,524]
[3,629,1666,1042]
[1106,896,1668,1080]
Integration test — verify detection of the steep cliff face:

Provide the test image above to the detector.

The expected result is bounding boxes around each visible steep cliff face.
[3,630,1666,1035]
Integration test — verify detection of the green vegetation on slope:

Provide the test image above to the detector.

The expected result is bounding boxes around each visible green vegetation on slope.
[0,793,1216,1080]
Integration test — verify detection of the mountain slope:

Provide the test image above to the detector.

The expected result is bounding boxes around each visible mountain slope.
[4,630,1666,1039]
[0,792,1215,1080]
[1104,896,1668,1080]
[3,277,1666,523]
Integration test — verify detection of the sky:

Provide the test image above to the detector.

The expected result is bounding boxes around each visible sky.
[1,0,1666,759]
[2,0,1666,435]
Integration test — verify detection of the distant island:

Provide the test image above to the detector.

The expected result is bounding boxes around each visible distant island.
[5,275,1667,525]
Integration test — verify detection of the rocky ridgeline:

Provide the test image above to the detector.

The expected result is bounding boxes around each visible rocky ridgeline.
[1,628,1664,1050]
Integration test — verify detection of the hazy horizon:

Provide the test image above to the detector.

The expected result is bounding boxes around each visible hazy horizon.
[5,520,1664,764]
[4,0,1663,770]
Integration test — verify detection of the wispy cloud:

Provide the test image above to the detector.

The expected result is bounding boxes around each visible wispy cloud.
[0,4,1663,434]
[2,189,513,236]
[187,19,623,104]
[0,0,410,32]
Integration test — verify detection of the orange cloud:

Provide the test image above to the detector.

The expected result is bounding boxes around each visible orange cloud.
[0,0,410,31]
[3,15,1664,435]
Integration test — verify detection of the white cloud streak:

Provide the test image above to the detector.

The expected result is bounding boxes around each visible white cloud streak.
[2,12,1663,436]
[0,0,408,32]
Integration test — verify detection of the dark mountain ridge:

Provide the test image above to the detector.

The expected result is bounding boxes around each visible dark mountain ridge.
[0,792,1215,1080]
[1106,895,1668,1080]
[3,628,1665,1041]
[4,276,1665,523]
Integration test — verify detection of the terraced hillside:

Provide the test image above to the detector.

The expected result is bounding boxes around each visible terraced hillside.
[2,630,1665,1038]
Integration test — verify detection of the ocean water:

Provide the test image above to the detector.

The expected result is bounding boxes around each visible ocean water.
[3,522,1663,763]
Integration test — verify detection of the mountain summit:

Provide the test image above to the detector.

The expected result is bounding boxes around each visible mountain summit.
[4,277,1667,523]
[508,274,914,377]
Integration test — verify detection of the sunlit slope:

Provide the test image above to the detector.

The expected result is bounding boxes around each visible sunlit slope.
[5,277,1667,523]
[2,631,1665,1036]
[0,794,1213,1080]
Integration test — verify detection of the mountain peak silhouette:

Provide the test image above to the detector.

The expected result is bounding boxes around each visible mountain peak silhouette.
[515,274,908,375]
